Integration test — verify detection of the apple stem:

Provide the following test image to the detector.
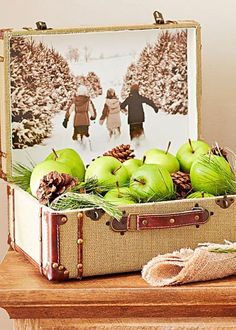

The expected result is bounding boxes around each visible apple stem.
[142,156,146,164]
[52,148,58,160]
[116,181,121,198]
[188,138,194,153]
[201,191,205,198]
[133,178,145,185]
[112,166,121,175]
[165,141,171,154]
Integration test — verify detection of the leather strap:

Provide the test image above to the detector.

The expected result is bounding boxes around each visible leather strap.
[110,207,210,233]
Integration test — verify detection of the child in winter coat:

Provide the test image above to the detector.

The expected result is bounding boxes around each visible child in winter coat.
[121,84,159,140]
[99,88,124,138]
[63,85,96,141]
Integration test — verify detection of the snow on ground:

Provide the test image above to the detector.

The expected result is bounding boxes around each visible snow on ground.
[13,55,189,167]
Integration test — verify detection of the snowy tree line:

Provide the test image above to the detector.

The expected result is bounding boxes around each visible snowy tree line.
[121,30,188,115]
[10,37,102,149]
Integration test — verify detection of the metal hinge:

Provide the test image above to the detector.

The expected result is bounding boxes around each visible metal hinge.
[0,28,12,39]
[0,170,7,180]
[215,196,234,209]
[0,151,7,158]
[22,27,33,31]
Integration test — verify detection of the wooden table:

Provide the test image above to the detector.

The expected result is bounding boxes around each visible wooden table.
[0,251,236,329]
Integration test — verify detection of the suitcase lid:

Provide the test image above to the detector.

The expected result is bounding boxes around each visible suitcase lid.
[0,15,202,179]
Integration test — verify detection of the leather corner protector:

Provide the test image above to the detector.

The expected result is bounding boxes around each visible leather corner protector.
[43,263,69,281]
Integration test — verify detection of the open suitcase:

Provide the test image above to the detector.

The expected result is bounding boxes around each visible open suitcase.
[1,12,236,281]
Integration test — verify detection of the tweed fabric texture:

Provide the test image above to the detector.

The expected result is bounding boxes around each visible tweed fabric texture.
[56,197,236,278]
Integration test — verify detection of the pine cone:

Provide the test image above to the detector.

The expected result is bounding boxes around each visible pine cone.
[211,146,228,161]
[36,171,78,205]
[103,144,135,162]
[171,171,192,198]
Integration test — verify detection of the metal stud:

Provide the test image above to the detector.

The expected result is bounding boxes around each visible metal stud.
[58,265,64,271]
[61,216,67,224]
[77,212,83,220]
[52,262,58,269]
[169,218,175,224]
[77,263,83,269]
[194,215,200,221]
[77,238,83,244]
[142,219,148,225]
[64,270,69,276]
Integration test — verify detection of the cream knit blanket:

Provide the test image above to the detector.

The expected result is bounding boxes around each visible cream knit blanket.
[142,241,236,286]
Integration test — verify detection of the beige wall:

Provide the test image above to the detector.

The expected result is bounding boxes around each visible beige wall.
[0,0,236,328]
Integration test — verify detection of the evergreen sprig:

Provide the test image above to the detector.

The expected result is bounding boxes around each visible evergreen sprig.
[72,177,111,195]
[50,192,123,221]
[8,162,34,191]
[196,154,236,195]
[209,247,236,254]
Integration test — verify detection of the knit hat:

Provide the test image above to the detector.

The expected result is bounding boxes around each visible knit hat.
[77,85,89,96]
[130,84,139,92]
[106,88,116,98]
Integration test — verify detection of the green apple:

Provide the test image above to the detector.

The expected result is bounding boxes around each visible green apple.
[187,192,215,199]
[122,158,143,177]
[45,148,85,181]
[104,187,136,205]
[30,160,72,197]
[144,148,179,173]
[130,164,175,202]
[85,156,129,190]
[176,140,210,173]
[190,154,234,195]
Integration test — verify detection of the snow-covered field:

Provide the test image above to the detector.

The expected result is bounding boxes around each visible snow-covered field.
[13,53,190,167]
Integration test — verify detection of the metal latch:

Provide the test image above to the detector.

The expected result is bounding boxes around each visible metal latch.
[153,11,165,24]
[153,11,178,25]
[0,151,7,158]
[35,21,52,30]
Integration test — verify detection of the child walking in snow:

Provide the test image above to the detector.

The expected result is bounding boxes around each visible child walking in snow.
[99,88,124,138]
[121,84,159,141]
[62,85,96,143]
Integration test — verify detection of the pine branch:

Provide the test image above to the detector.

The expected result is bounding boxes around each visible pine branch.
[209,248,236,254]
[50,192,123,221]
[8,162,34,191]
[196,155,236,195]
[72,177,110,195]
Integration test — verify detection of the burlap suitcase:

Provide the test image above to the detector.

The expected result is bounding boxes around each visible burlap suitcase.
[2,13,235,281]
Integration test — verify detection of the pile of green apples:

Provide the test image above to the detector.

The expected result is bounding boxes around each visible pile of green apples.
[30,139,234,207]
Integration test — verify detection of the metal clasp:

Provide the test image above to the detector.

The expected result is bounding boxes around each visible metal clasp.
[153,11,178,25]
[153,11,165,24]
[35,21,52,30]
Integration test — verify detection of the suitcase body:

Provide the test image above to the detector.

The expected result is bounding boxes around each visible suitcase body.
[2,18,232,281]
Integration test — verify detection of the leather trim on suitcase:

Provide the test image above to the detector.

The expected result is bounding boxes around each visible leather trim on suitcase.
[77,212,83,279]
[44,212,70,281]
